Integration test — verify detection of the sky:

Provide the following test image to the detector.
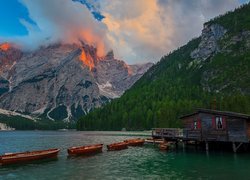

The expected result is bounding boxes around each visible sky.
[0,0,249,64]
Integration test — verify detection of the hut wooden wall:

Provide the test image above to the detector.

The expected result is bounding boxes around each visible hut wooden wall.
[183,115,197,129]
[246,120,250,140]
[200,113,227,141]
[227,118,248,142]
[183,114,202,140]
[182,112,249,143]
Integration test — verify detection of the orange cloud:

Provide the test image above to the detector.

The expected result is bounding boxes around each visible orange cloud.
[0,43,11,51]
[99,0,240,63]
[101,0,176,63]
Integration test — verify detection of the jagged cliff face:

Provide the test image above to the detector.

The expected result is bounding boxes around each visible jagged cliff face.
[190,24,250,64]
[189,23,250,94]
[95,54,153,98]
[0,43,152,121]
[0,43,22,76]
[190,24,227,61]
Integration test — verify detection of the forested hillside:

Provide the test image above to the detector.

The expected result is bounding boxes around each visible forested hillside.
[77,3,250,131]
[0,114,75,130]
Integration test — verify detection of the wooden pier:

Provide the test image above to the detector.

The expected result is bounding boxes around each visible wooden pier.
[152,128,183,140]
[152,109,250,153]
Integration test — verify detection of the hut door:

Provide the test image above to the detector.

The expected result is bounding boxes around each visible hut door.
[201,117,212,140]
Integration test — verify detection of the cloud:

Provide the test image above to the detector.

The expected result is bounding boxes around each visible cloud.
[0,0,243,64]
[99,0,241,64]
[2,0,109,56]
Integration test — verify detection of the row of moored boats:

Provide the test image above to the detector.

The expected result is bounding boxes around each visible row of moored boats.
[0,138,145,166]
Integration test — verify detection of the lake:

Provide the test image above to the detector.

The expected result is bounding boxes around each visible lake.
[1,131,250,179]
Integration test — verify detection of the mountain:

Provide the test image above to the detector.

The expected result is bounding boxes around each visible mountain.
[0,43,152,122]
[0,108,75,130]
[77,3,250,131]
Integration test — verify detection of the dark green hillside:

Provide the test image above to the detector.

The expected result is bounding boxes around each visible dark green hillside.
[77,3,250,131]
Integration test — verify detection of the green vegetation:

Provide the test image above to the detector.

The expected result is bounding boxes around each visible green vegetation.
[206,3,250,34]
[0,114,75,130]
[77,3,250,131]
[48,105,68,121]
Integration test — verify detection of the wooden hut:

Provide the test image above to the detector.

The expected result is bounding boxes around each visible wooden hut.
[180,108,250,152]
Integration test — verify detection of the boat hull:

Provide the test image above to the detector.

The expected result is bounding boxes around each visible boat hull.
[124,139,145,146]
[107,142,128,151]
[0,149,60,166]
[68,144,103,156]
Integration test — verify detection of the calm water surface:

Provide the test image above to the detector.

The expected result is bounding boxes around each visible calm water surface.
[1,131,250,180]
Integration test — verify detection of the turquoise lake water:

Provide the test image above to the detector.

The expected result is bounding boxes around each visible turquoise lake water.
[1,131,250,179]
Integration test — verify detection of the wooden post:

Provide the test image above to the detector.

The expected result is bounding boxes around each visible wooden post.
[232,142,243,153]
[206,142,209,152]
[182,141,186,149]
[232,142,236,153]
[182,141,186,152]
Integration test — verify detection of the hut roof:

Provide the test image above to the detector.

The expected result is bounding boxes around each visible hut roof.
[180,108,250,120]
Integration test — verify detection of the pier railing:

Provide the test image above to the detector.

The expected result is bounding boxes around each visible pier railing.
[152,128,205,141]
[183,129,202,140]
[152,128,183,139]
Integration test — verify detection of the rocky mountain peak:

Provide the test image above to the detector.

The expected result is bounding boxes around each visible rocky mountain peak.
[0,43,22,76]
[105,50,114,59]
[0,42,153,121]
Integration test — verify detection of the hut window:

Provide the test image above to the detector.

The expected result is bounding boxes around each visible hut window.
[194,120,197,130]
[216,116,223,129]
[193,118,201,130]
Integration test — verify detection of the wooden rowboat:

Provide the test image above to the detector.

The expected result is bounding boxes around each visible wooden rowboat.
[67,144,103,156]
[0,148,60,166]
[107,142,128,151]
[124,138,145,146]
